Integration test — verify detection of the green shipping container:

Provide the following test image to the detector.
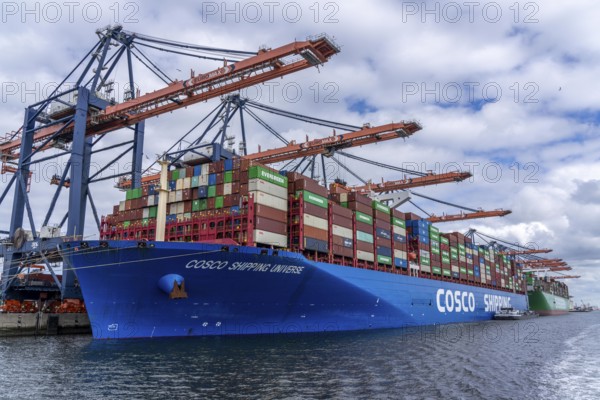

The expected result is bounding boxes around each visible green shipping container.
[429,225,440,234]
[341,202,348,208]
[421,258,431,266]
[172,169,180,180]
[460,267,467,274]
[355,211,373,225]
[208,185,216,198]
[377,255,392,265]
[125,189,133,200]
[443,269,452,277]
[215,196,224,209]
[224,171,233,183]
[249,166,288,188]
[430,232,440,241]
[442,255,451,264]
[440,236,450,245]
[142,218,149,227]
[371,201,390,214]
[468,270,474,276]
[123,221,131,228]
[192,200,201,212]
[450,247,458,259]
[149,206,158,218]
[392,217,405,229]
[298,190,328,209]
[432,267,442,275]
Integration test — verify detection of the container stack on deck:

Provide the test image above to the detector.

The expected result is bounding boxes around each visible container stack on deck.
[99,158,525,294]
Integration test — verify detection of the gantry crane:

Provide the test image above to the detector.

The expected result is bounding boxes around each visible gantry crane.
[0,26,341,300]
[552,276,580,279]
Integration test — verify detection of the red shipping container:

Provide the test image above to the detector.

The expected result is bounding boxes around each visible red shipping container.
[293,177,327,197]
[355,221,372,233]
[356,240,374,252]
[348,192,371,205]
[304,226,328,241]
[331,214,352,229]
[348,201,371,214]
[255,217,287,235]
[330,202,353,218]
[332,245,353,258]
[255,204,287,222]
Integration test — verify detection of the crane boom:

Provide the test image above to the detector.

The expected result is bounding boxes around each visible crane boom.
[521,259,563,265]
[353,171,472,192]
[427,210,511,223]
[245,121,422,164]
[499,249,552,255]
[552,275,580,279]
[115,121,422,189]
[0,36,340,160]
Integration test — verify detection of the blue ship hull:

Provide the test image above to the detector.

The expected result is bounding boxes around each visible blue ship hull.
[65,241,527,339]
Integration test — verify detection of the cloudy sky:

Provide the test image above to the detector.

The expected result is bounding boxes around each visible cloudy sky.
[0,0,598,305]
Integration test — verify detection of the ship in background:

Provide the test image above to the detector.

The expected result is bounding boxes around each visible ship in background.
[526,274,570,316]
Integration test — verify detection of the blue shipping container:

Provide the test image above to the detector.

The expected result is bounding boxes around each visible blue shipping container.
[193,165,202,176]
[394,258,408,268]
[208,174,217,186]
[197,186,208,198]
[304,237,329,252]
[376,228,391,240]
[224,159,233,171]
[376,246,392,257]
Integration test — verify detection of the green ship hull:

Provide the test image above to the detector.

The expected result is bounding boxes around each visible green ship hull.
[527,290,570,316]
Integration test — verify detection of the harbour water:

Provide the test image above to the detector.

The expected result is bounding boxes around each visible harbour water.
[0,312,598,399]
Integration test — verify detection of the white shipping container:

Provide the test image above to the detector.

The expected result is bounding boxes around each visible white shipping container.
[142,208,150,219]
[253,229,288,247]
[175,190,183,202]
[176,179,183,191]
[394,228,406,237]
[119,201,126,212]
[451,265,460,272]
[199,175,209,185]
[339,193,348,202]
[169,204,177,214]
[224,183,232,196]
[250,191,287,212]
[332,224,353,239]
[421,265,432,273]
[168,191,176,203]
[248,178,288,199]
[183,177,191,189]
[304,214,328,231]
[147,196,155,207]
[394,249,407,259]
[177,202,185,214]
[356,250,375,262]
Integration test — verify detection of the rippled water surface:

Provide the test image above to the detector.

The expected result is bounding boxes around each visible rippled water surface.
[1,312,598,399]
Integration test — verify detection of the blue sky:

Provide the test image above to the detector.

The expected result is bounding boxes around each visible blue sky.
[0,0,599,305]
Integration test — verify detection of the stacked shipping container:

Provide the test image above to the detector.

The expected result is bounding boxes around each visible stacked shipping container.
[100,158,525,294]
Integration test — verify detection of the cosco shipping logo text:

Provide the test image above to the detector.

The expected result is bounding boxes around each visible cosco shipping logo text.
[436,289,475,313]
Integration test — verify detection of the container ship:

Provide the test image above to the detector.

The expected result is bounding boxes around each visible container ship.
[526,273,570,315]
[65,158,529,339]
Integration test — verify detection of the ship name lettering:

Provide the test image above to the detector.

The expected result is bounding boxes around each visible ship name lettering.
[483,294,511,313]
[186,259,228,270]
[436,289,475,313]
[269,264,304,274]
